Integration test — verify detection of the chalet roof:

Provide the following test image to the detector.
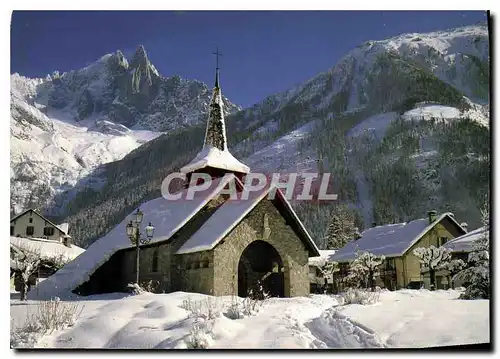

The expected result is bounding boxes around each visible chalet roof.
[443,226,487,253]
[10,208,71,237]
[10,236,85,264]
[331,213,466,262]
[29,175,235,300]
[176,182,320,256]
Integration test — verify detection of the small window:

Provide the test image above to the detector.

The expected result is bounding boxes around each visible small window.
[10,226,14,236]
[26,226,34,236]
[439,237,447,247]
[29,218,33,223]
[43,227,55,236]
[152,248,159,272]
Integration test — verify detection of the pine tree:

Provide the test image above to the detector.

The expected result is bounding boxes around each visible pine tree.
[413,245,451,290]
[454,201,490,299]
[446,259,466,289]
[325,205,359,250]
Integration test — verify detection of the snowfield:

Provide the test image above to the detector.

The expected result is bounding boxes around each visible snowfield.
[11,289,489,349]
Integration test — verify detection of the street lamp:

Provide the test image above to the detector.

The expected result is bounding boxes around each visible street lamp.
[126,208,155,285]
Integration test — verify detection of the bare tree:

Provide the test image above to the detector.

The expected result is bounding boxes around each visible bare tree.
[11,245,41,301]
[346,252,385,291]
[11,246,70,301]
[413,245,451,291]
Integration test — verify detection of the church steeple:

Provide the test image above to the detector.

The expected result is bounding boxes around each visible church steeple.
[203,48,227,151]
[179,49,250,177]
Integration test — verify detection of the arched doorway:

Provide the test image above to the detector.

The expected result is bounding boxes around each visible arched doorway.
[237,240,284,298]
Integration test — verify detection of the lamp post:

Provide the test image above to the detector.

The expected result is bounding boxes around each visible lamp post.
[126,208,155,285]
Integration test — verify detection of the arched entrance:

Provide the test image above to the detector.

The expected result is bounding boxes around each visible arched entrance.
[237,240,284,298]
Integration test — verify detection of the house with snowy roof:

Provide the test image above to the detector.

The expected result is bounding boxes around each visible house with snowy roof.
[421,226,489,289]
[30,65,320,301]
[11,236,85,292]
[330,211,467,291]
[10,208,72,245]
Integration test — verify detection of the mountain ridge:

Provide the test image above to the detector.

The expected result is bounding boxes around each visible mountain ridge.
[10,23,490,249]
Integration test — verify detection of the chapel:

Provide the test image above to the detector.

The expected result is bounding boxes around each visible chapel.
[31,64,320,300]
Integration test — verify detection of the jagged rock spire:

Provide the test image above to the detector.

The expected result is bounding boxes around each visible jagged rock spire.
[203,66,227,151]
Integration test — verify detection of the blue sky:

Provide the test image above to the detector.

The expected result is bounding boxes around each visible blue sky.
[11,11,487,107]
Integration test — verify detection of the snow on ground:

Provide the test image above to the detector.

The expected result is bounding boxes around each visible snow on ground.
[11,289,489,349]
[346,112,400,227]
[244,120,318,175]
[402,105,461,122]
[10,89,162,212]
[339,289,489,348]
[347,112,399,141]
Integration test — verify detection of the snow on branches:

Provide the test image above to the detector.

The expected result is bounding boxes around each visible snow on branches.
[454,202,490,299]
[11,244,71,301]
[413,245,451,272]
[325,205,360,250]
[345,251,385,291]
[413,245,451,291]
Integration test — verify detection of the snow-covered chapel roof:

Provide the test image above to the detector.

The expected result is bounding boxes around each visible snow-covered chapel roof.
[180,67,249,175]
[331,213,466,262]
[176,182,320,256]
[29,175,235,300]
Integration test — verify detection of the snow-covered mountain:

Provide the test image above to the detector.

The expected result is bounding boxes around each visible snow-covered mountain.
[11,23,490,248]
[10,46,240,213]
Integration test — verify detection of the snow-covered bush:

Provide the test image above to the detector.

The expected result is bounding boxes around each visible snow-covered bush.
[34,297,83,333]
[126,280,160,294]
[140,280,160,293]
[186,322,214,349]
[239,281,271,316]
[181,297,223,320]
[454,204,490,299]
[224,297,244,320]
[413,245,451,290]
[345,251,385,291]
[339,288,380,305]
[126,283,145,295]
[11,298,84,348]
[313,261,339,293]
[225,302,243,320]
[248,280,270,301]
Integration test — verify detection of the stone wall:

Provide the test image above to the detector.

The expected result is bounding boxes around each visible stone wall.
[212,198,310,297]
[121,244,173,293]
[120,194,226,294]
[97,194,310,297]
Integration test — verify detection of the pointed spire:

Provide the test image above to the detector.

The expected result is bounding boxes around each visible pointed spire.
[215,67,220,89]
[179,50,250,176]
[203,48,227,151]
[203,77,227,151]
[212,48,222,89]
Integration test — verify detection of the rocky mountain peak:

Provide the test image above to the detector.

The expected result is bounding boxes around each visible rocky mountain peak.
[130,45,150,70]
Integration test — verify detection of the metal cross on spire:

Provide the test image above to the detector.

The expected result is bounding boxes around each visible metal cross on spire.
[212,47,223,69]
[212,47,222,88]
